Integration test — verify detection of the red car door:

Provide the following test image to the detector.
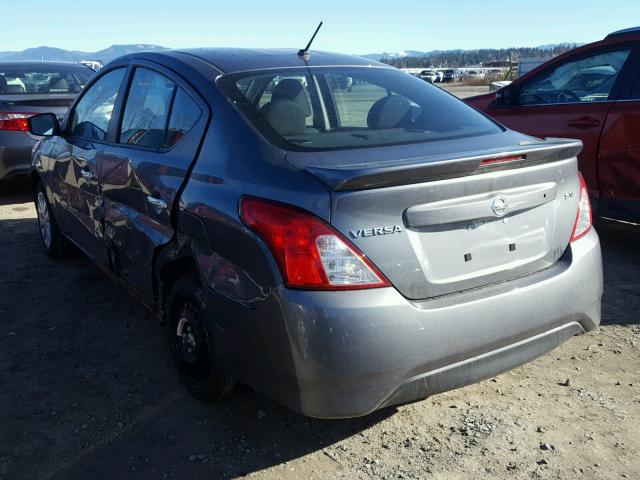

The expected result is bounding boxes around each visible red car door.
[473,45,635,204]
[487,102,612,200]
[597,92,640,221]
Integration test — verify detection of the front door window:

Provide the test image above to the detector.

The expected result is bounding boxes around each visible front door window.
[519,49,631,105]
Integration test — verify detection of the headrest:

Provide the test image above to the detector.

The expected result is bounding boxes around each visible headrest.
[260,99,306,137]
[271,79,311,117]
[367,95,412,129]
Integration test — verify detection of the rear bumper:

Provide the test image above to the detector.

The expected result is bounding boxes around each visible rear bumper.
[0,131,36,181]
[214,229,602,418]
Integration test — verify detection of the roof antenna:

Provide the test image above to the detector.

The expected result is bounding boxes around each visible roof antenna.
[298,21,323,60]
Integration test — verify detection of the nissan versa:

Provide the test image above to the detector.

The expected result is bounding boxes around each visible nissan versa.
[28,48,603,418]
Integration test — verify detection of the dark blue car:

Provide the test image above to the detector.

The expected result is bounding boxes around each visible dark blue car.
[29,48,601,418]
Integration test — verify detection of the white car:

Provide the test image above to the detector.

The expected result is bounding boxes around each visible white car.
[419,70,437,83]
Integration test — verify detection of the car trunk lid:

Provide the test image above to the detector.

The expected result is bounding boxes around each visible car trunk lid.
[0,94,75,120]
[287,133,583,299]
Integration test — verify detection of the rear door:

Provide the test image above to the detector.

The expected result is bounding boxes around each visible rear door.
[486,45,635,201]
[100,64,207,296]
[596,48,640,221]
[52,67,127,264]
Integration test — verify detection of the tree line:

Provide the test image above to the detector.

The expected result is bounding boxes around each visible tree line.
[381,45,580,68]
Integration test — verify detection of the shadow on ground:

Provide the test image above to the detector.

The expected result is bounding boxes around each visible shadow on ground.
[597,219,640,325]
[0,214,394,480]
[0,177,31,206]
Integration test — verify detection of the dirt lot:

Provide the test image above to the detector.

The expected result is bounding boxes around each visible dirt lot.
[1,180,638,480]
[436,84,490,99]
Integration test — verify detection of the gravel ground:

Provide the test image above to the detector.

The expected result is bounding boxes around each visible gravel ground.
[0,180,638,480]
[435,84,490,98]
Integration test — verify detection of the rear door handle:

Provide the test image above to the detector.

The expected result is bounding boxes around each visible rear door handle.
[567,117,600,129]
[147,195,167,210]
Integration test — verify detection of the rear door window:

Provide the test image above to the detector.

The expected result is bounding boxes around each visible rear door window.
[164,88,202,147]
[519,49,631,105]
[119,68,175,148]
[70,68,126,141]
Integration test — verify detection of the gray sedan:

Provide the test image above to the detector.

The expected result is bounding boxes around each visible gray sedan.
[28,48,602,418]
[0,62,93,187]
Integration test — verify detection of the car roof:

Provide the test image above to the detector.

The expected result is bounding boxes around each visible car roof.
[606,26,640,39]
[126,48,389,74]
[511,28,640,85]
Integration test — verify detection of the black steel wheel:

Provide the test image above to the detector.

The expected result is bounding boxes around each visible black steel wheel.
[168,277,235,400]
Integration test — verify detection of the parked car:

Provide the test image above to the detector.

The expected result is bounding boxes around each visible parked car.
[0,61,93,190]
[419,69,437,83]
[443,69,456,82]
[79,60,104,71]
[29,48,602,419]
[465,70,484,80]
[466,27,640,222]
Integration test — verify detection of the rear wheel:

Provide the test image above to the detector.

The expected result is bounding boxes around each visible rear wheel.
[168,277,235,400]
[35,182,67,259]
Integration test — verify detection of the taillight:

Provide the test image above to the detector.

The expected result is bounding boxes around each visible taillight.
[240,197,390,290]
[570,171,592,242]
[0,112,37,131]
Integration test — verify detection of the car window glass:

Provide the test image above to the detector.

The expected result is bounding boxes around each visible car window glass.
[120,68,175,148]
[519,49,631,105]
[70,68,126,141]
[0,65,91,95]
[220,67,501,152]
[327,75,388,128]
[164,88,201,148]
[257,76,314,127]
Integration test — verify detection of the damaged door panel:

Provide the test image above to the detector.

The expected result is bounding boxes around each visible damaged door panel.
[100,65,207,297]
[57,67,127,265]
[597,99,640,221]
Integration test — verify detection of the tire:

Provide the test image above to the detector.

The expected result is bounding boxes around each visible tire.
[35,182,68,259]
[167,276,235,400]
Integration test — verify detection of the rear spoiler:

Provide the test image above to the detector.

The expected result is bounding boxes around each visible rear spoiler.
[2,94,77,108]
[304,138,582,191]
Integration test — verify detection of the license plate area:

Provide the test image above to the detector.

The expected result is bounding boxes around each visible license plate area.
[406,203,556,293]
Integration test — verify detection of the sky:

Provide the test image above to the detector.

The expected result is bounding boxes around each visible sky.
[2,0,639,55]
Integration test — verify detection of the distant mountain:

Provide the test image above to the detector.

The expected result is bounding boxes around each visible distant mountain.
[361,50,430,61]
[0,46,87,62]
[0,44,168,63]
[0,43,583,66]
[92,44,168,62]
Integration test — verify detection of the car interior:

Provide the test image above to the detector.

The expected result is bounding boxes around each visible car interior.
[228,68,500,151]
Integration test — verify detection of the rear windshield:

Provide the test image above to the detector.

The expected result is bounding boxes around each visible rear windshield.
[218,66,502,151]
[0,64,92,95]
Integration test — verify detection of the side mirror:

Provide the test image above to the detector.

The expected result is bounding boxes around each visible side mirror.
[493,85,518,108]
[28,113,61,137]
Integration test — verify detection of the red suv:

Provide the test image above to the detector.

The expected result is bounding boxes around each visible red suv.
[467,27,640,223]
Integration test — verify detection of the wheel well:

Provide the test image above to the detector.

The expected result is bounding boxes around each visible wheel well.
[158,255,199,323]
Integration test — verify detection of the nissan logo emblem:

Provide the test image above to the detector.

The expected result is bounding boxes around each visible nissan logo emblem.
[491,195,509,217]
